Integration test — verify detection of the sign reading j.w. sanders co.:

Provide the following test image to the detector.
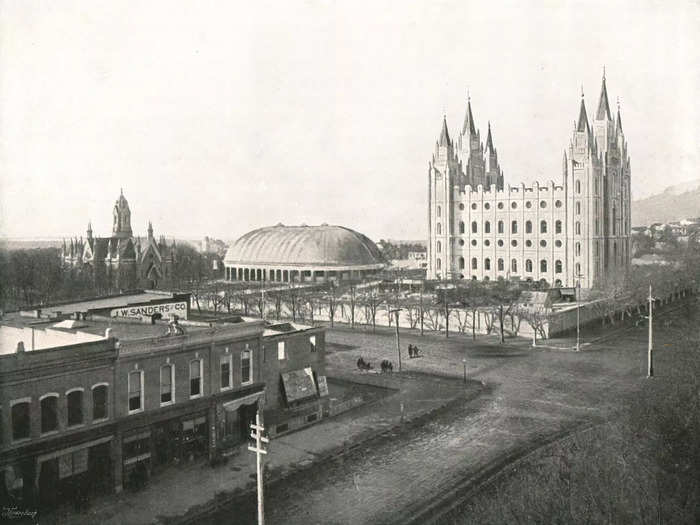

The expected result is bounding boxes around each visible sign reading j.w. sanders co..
[110,301,188,320]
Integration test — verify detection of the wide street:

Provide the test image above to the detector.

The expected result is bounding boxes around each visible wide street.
[200,314,668,525]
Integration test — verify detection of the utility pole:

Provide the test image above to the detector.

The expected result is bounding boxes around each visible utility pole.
[575,274,582,352]
[249,411,269,525]
[419,279,424,336]
[648,284,654,378]
[391,308,402,372]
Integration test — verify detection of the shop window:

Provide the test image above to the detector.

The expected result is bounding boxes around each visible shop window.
[128,370,143,413]
[278,341,286,360]
[67,389,83,427]
[41,395,58,434]
[241,349,252,385]
[92,384,108,420]
[161,364,175,403]
[190,360,202,398]
[309,336,317,352]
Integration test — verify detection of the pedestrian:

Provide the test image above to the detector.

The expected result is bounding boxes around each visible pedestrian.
[408,344,414,358]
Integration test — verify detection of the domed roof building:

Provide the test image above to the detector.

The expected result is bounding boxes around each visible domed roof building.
[224,224,386,283]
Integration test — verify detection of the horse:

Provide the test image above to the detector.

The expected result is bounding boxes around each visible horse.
[357,357,372,371]
[380,360,393,373]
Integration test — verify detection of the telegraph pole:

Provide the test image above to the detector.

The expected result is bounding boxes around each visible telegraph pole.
[648,284,654,378]
[390,308,402,372]
[249,411,269,525]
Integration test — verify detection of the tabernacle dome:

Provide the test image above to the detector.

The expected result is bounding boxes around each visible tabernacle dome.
[223,224,386,282]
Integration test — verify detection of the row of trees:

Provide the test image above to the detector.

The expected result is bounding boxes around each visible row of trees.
[0,244,223,311]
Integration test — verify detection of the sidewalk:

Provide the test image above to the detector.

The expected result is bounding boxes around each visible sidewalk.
[52,370,479,525]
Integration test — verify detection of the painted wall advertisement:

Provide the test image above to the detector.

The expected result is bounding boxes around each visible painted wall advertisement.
[110,301,188,320]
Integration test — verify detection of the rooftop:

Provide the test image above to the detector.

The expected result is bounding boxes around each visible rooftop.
[24,290,181,317]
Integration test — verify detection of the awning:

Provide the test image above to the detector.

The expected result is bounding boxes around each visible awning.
[223,391,264,413]
[281,368,318,403]
[37,435,113,464]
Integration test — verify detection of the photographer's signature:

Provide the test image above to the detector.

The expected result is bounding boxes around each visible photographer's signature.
[2,506,38,520]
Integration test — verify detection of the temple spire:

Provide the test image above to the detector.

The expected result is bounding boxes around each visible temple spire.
[616,97,623,133]
[462,94,477,136]
[485,121,494,152]
[577,91,589,132]
[438,114,451,146]
[596,71,612,121]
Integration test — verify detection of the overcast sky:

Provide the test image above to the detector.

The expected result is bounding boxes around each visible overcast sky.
[1,0,698,241]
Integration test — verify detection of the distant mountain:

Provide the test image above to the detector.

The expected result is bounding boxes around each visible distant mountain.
[632,179,700,226]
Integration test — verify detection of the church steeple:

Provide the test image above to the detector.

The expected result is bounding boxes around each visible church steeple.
[147,220,154,239]
[485,121,494,152]
[576,90,589,132]
[113,190,133,239]
[87,221,93,240]
[462,93,477,136]
[616,98,623,133]
[438,115,451,146]
[596,70,612,121]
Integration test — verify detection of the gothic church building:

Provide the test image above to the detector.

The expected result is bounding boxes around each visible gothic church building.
[427,73,631,289]
[62,191,174,291]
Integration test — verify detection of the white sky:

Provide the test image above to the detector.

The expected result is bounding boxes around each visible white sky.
[1,0,698,241]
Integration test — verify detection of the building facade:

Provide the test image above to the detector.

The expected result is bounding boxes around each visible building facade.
[62,190,175,291]
[427,74,631,288]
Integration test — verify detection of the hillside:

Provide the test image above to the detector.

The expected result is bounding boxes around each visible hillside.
[632,179,700,226]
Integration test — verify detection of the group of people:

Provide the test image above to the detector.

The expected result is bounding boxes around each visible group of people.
[407,344,422,358]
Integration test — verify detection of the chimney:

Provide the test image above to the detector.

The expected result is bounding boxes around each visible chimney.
[16,341,25,353]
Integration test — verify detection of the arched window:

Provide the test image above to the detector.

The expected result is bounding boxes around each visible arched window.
[525,259,533,273]
[41,394,59,434]
[540,259,547,273]
[484,221,491,234]
[436,241,441,253]
[555,260,563,273]
[437,223,441,235]
[92,384,108,420]
[540,220,547,234]
[555,220,562,234]
[511,221,518,234]
[575,222,581,235]
[511,259,518,273]
[576,242,581,256]
[471,221,478,234]
[67,389,84,427]
[526,221,532,234]
[11,401,30,441]
[471,257,478,270]
[498,220,504,234]
[575,262,581,275]
[459,221,465,234]
[485,258,491,270]
[497,258,504,271]
[436,258,441,270]
[576,201,581,215]
[576,180,581,194]
[459,257,465,270]
[437,206,441,217]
